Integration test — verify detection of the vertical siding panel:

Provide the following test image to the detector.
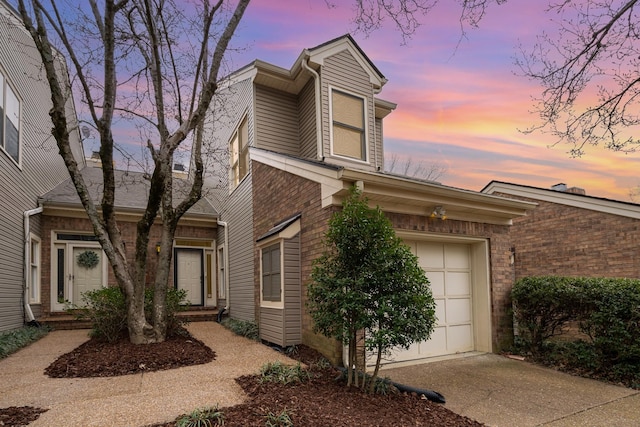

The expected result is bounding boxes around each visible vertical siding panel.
[0,4,82,331]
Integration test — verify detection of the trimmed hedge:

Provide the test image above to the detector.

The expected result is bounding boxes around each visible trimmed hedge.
[512,276,640,387]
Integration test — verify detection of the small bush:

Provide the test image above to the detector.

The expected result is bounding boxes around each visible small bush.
[76,286,189,342]
[0,325,49,359]
[220,318,259,340]
[176,406,224,427]
[259,361,310,385]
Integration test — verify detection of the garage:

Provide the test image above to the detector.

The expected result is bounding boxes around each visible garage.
[380,237,492,366]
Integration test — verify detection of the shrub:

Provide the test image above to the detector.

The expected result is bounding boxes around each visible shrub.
[176,406,224,427]
[259,361,310,385]
[77,286,189,342]
[220,318,259,340]
[77,287,127,342]
[511,276,587,354]
[0,325,50,359]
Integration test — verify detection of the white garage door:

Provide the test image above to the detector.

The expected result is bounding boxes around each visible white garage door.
[387,241,474,363]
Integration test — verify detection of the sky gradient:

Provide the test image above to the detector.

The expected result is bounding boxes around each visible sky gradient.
[225,0,640,201]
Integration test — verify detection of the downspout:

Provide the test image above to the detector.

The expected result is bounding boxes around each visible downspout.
[372,85,382,170]
[217,220,230,313]
[302,55,323,161]
[23,206,43,323]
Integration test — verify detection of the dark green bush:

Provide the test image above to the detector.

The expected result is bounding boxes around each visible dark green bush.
[512,276,640,388]
[77,286,189,342]
[220,317,259,340]
[511,276,588,354]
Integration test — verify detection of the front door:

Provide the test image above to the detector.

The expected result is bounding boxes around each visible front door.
[52,236,106,311]
[175,249,203,305]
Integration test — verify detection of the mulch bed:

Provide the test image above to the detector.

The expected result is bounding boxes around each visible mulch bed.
[1,331,485,426]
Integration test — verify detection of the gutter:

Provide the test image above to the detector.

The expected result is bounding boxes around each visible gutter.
[301,54,323,161]
[23,206,43,323]
[217,220,230,311]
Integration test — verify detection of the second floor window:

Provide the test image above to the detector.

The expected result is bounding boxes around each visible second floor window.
[331,89,366,161]
[0,72,20,164]
[229,116,249,188]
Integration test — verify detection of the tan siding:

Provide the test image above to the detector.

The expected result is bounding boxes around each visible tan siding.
[283,235,301,345]
[0,4,82,332]
[201,77,256,322]
[260,307,284,345]
[298,80,317,159]
[320,49,376,168]
[255,85,299,155]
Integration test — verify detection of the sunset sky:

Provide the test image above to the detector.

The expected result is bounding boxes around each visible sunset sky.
[223,0,640,201]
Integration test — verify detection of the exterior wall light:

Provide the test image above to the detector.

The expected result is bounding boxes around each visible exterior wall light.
[430,206,446,220]
[156,242,161,254]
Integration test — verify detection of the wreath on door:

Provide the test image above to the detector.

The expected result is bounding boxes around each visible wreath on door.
[77,250,100,269]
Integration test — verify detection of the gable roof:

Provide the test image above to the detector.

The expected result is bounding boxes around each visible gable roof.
[222,34,388,95]
[482,180,640,220]
[40,165,217,221]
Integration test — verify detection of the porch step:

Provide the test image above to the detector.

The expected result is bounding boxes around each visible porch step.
[37,308,220,330]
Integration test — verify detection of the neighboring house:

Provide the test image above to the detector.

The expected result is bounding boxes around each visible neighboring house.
[0,0,84,332]
[202,34,536,366]
[36,164,219,315]
[483,181,640,280]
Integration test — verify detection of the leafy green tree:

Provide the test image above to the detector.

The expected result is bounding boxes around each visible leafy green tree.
[307,186,436,391]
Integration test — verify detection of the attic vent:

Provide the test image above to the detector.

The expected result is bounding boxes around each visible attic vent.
[173,163,185,172]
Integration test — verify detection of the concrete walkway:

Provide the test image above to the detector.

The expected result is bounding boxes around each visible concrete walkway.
[0,323,294,427]
[383,353,640,427]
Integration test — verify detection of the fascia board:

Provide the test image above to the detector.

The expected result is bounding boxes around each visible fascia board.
[484,182,640,219]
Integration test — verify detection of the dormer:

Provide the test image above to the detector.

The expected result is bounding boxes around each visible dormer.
[223,35,395,174]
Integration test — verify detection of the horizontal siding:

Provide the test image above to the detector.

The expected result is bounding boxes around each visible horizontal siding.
[283,235,301,345]
[255,85,300,156]
[0,4,82,332]
[320,49,376,166]
[260,306,284,346]
[298,80,317,159]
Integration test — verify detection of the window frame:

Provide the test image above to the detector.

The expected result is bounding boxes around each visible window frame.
[0,69,22,166]
[260,241,283,308]
[28,234,41,304]
[329,87,368,162]
[229,115,249,190]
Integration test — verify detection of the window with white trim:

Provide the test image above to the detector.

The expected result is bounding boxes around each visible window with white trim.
[29,235,40,304]
[261,242,282,303]
[229,116,249,188]
[331,89,366,161]
[0,71,21,164]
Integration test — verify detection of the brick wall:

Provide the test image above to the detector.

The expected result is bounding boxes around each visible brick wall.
[495,193,640,280]
[40,214,214,315]
[252,161,519,360]
[252,161,342,363]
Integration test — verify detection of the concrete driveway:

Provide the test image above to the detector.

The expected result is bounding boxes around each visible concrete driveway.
[382,353,640,427]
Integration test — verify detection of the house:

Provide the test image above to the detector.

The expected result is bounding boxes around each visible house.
[36,163,218,315]
[482,181,640,280]
[0,0,84,332]
[202,34,536,365]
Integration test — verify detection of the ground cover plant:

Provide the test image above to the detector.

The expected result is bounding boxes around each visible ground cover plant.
[0,325,49,359]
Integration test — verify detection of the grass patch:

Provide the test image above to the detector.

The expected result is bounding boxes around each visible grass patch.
[220,318,259,340]
[0,325,50,359]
